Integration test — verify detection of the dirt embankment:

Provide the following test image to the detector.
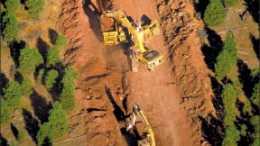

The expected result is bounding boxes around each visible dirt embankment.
[59,0,215,146]
[155,0,215,145]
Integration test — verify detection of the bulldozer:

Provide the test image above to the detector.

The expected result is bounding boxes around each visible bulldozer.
[93,0,163,72]
[126,104,156,146]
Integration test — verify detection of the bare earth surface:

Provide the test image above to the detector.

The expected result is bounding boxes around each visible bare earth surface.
[59,0,214,145]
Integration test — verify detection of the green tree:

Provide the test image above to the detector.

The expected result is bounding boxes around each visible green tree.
[251,82,260,109]
[60,67,78,111]
[251,116,260,146]
[222,124,240,146]
[2,12,19,42]
[0,99,11,123]
[5,0,20,12]
[49,102,68,138]
[21,77,33,97]
[3,81,21,108]
[224,0,239,7]
[215,33,237,80]
[46,45,60,66]
[19,47,43,75]
[204,0,227,26]
[55,34,67,48]
[36,123,53,146]
[37,69,44,83]
[25,0,45,17]
[45,70,58,90]
[222,83,238,126]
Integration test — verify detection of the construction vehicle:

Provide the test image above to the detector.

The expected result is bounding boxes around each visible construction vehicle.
[95,0,163,72]
[126,104,156,146]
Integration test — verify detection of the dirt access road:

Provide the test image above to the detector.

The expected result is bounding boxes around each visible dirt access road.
[59,0,207,145]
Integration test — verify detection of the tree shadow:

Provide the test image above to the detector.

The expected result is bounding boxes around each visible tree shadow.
[201,27,224,71]
[22,108,39,143]
[14,71,23,84]
[236,112,254,146]
[0,133,8,146]
[0,72,9,96]
[105,86,125,121]
[42,137,53,146]
[30,89,52,123]
[37,37,49,64]
[83,0,103,42]
[250,34,259,60]
[237,59,255,98]
[48,28,58,45]
[141,15,151,26]
[210,76,224,118]
[10,123,19,140]
[199,114,224,146]
[193,0,210,19]
[244,0,259,24]
[8,40,26,68]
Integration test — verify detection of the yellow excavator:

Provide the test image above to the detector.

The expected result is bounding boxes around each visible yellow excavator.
[96,0,163,72]
[126,104,156,146]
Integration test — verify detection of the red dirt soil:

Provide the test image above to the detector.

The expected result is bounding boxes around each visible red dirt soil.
[59,0,214,145]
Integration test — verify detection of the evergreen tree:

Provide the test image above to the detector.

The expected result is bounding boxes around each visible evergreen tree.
[37,69,44,84]
[46,45,60,66]
[251,82,260,109]
[21,77,33,97]
[60,67,78,111]
[5,0,20,12]
[3,81,21,108]
[2,12,19,42]
[204,0,227,26]
[19,47,43,75]
[224,0,240,7]
[0,99,11,123]
[45,70,58,90]
[55,34,67,48]
[222,83,237,126]
[36,123,53,146]
[25,0,45,17]
[215,33,237,80]
[251,116,260,146]
[48,102,68,138]
[222,124,240,146]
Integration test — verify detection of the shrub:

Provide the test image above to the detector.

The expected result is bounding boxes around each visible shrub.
[36,123,53,146]
[25,0,45,17]
[0,99,11,123]
[224,0,239,7]
[222,83,238,126]
[45,70,58,90]
[60,67,78,111]
[222,124,240,146]
[2,12,19,42]
[204,0,227,26]
[21,77,33,97]
[251,116,260,146]
[19,47,43,75]
[215,33,237,80]
[3,81,21,108]
[49,102,68,138]
[5,0,20,12]
[46,45,60,66]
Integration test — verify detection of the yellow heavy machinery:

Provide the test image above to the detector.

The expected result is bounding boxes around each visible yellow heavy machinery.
[126,104,156,146]
[96,0,163,71]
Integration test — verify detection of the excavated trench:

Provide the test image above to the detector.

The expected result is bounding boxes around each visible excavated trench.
[59,0,218,145]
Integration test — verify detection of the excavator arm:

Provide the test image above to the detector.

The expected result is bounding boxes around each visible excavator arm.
[126,104,156,146]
